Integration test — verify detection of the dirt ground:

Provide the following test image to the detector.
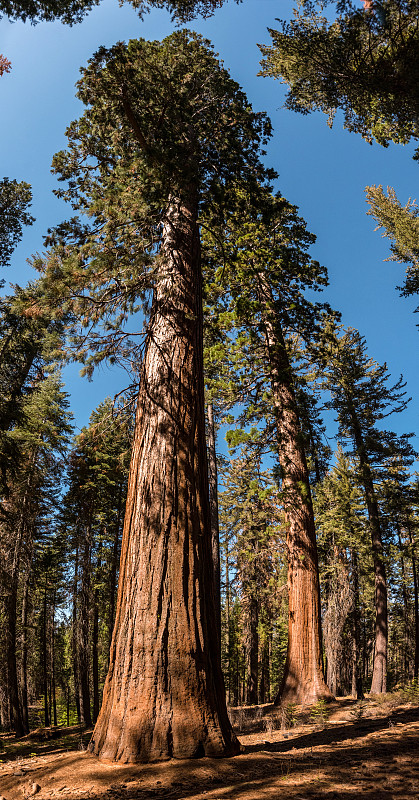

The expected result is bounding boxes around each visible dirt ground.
[1,696,418,800]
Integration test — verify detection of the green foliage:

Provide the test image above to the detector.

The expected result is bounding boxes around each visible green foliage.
[0,0,237,23]
[309,698,329,725]
[42,30,272,374]
[259,0,419,153]
[0,177,34,271]
[366,184,419,298]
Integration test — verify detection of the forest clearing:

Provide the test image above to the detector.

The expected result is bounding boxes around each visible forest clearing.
[1,695,419,800]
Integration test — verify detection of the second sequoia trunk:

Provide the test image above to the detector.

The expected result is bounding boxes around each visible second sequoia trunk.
[89,195,238,762]
[258,276,331,706]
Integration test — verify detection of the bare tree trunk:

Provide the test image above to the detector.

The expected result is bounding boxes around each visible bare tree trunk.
[259,631,270,704]
[72,539,81,724]
[42,582,50,728]
[245,594,258,705]
[107,484,123,665]
[351,547,363,699]
[79,519,92,727]
[89,194,238,762]
[396,522,410,679]
[51,591,57,727]
[21,565,30,733]
[407,519,419,679]
[206,403,221,645]
[256,275,331,706]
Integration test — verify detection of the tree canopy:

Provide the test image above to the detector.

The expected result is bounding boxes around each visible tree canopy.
[259,0,419,155]
[0,0,236,23]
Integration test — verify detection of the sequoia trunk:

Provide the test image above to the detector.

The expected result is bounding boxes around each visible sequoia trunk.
[257,275,331,706]
[89,195,238,762]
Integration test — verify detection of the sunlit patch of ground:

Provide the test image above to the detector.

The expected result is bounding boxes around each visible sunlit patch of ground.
[1,696,418,800]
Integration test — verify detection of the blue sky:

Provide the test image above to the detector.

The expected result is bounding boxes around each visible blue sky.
[1,0,418,453]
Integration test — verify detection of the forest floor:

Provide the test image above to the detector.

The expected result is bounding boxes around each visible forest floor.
[1,693,419,800]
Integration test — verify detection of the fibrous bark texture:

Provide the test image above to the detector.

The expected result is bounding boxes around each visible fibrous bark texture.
[258,277,332,706]
[89,196,238,763]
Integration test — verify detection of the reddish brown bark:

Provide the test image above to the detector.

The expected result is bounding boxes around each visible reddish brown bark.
[257,275,331,707]
[89,195,238,762]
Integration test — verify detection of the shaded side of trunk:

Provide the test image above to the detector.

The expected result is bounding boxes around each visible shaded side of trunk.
[348,405,387,694]
[257,276,331,706]
[89,194,238,763]
[206,403,221,645]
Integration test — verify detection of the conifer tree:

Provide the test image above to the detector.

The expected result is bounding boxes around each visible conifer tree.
[49,31,272,761]
[218,445,285,706]
[0,0,235,23]
[314,447,371,696]
[319,326,413,693]
[0,178,34,275]
[0,373,72,734]
[203,189,334,704]
[365,185,419,299]
[259,0,419,156]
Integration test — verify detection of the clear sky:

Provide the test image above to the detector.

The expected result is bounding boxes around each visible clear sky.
[1,0,418,453]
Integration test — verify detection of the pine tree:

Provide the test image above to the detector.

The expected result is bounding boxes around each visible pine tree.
[218,445,285,706]
[314,447,371,697]
[365,185,419,299]
[62,398,132,726]
[0,0,235,23]
[319,326,413,693]
[0,178,34,275]
[0,373,72,734]
[259,0,419,156]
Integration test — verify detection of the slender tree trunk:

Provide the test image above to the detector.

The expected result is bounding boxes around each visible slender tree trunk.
[89,194,238,762]
[245,594,258,705]
[351,547,363,699]
[79,518,93,727]
[72,539,81,724]
[51,592,57,727]
[225,539,232,706]
[206,402,222,645]
[407,519,419,679]
[107,484,123,664]
[92,543,102,724]
[259,630,270,704]
[396,522,410,678]
[257,276,331,706]
[348,406,387,694]
[42,582,50,728]
[21,570,30,733]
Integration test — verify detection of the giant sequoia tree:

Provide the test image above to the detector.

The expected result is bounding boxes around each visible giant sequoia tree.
[50,31,272,762]
[203,190,334,703]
